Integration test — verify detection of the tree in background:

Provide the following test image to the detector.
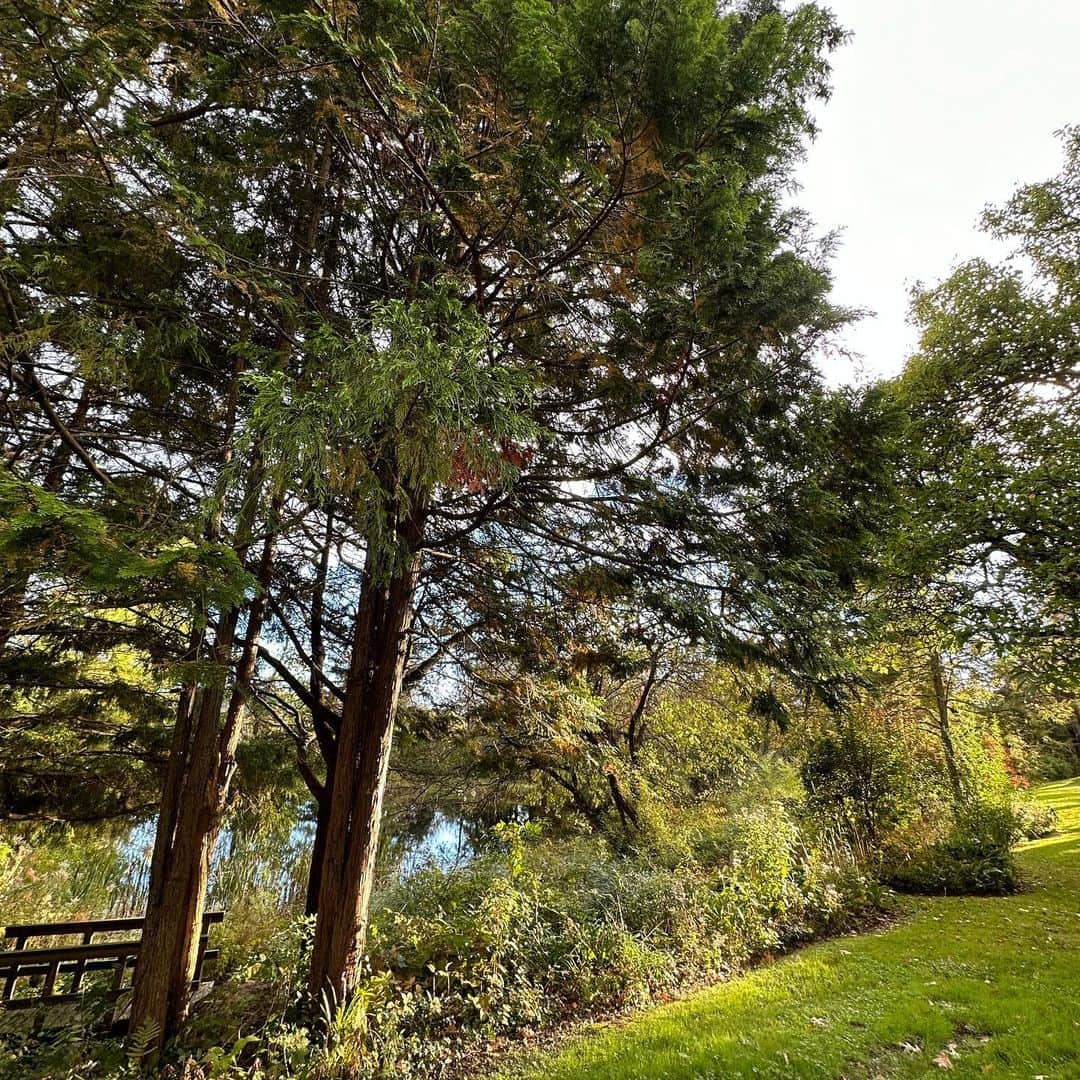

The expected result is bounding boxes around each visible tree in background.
[894,126,1080,693]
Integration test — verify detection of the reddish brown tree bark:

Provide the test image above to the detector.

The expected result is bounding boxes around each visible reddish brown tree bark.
[307,504,425,1004]
[129,506,279,1052]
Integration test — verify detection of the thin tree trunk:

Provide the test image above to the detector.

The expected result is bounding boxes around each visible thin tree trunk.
[626,657,657,765]
[606,771,639,831]
[304,769,332,918]
[303,506,336,917]
[929,651,964,802]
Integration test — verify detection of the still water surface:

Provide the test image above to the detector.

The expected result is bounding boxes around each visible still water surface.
[1,805,475,922]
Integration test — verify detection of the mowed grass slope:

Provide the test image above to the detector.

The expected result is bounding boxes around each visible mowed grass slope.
[510,780,1080,1080]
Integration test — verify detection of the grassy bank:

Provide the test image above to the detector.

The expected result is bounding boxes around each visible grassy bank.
[507,779,1080,1079]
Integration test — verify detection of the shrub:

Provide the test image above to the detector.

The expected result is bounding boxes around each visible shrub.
[160,811,876,1080]
[1014,798,1058,840]
[801,725,915,848]
[0,799,883,1079]
[887,800,1022,895]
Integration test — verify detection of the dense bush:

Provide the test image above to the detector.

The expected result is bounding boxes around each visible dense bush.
[886,800,1023,895]
[1015,798,1059,840]
[796,668,1043,901]
[189,812,878,1080]
[801,724,915,848]
[0,808,881,1080]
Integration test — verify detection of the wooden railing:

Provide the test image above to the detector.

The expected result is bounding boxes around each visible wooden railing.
[0,911,223,1010]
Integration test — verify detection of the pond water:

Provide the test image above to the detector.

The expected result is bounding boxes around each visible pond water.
[0,804,478,923]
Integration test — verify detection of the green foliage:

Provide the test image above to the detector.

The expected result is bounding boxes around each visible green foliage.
[1,801,878,1079]
[0,470,250,613]
[982,662,1080,781]
[0,469,254,819]
[0,821,149,925]
[801,724,913,848]
[241,288,541,569]
[886,800,1022,896]
[1013,796,1058,840]
[3,0,1072,1072]
[794,642,1033,899]
[893,127,1080,691]
[216,817,874,1080]
[512,780,1080,1080]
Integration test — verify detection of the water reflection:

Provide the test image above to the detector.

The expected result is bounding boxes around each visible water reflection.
[398,811,473,876]
[1,804,479,923]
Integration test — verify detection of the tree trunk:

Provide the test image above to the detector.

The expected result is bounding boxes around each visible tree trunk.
[303,506,337,917]
[929,651,964,802]
[606,771,640,831]
[304,769,333,918]
[129,512,279,1055]
[128,669,233,1047]
[306,544,422,1004]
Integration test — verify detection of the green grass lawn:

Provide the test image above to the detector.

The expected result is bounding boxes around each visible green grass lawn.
[510,780,1080,1079]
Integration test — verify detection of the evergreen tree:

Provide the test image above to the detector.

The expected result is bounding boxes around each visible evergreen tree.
[2,0,903,1040]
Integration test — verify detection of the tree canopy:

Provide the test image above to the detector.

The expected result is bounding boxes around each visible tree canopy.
[2,1,1078,1069]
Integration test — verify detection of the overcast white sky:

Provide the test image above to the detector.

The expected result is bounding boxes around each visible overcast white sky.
[796,0,1080,385]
